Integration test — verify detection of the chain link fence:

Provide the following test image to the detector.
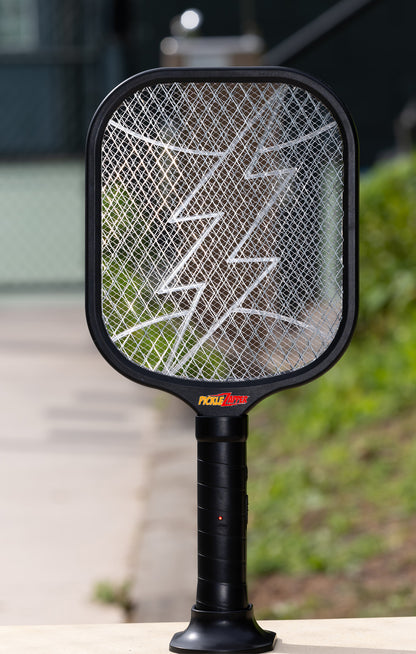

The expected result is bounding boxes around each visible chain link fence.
[0,0,122,291]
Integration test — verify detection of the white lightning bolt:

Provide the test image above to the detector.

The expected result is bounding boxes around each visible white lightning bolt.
[167,168,297,375]
[112,95,280,345]
[112,88,334,376]
[154,93,296,374]
[156,211,224,369]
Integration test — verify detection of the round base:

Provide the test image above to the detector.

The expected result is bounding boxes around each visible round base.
[169,605,276,653]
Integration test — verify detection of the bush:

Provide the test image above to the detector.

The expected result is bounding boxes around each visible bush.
[359,152,416,333]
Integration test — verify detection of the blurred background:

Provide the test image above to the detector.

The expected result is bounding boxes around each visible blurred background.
[1,0,416,292]
[0,0,415,625]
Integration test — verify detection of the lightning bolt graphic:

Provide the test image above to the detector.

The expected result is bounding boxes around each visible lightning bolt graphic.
[166,129,298,375]
[112,87,336,377]
[155,93,297,375]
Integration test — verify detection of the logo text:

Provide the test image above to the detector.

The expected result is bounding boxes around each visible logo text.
[198,392,249,407]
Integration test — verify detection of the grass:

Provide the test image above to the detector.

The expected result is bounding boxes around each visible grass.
[250,408,416,620]
[93,579,136,620]
[246,151,416,617]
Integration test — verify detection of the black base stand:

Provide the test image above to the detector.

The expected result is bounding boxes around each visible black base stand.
[169,605,276,654]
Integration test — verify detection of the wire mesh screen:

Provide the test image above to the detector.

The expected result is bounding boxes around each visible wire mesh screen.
[101,81,345,382]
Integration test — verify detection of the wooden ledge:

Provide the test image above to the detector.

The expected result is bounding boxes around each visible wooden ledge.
[0,617,415,653]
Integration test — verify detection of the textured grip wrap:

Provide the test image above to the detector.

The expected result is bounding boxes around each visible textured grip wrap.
[195,416,249,612]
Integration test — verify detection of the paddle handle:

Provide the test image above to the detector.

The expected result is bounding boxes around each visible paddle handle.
[195,416,248,612]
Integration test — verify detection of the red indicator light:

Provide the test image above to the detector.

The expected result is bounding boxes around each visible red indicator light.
[218,516,223,521]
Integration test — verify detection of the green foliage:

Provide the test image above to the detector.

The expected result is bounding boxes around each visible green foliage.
[93,579,135,615]
[102,183,156,266]
[358,153,416,330]
[248,151,416,578]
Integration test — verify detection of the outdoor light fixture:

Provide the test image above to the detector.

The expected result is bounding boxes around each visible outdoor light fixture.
[180,8,203,32]
[86,66,358,653]
[169,8,203,37]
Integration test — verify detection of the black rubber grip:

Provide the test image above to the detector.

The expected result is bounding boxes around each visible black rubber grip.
[196,440,249,612]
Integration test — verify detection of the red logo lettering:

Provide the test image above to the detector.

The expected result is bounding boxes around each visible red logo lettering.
[198,393,249,407]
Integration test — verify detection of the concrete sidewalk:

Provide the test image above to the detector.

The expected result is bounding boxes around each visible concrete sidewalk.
[0,297,196,625]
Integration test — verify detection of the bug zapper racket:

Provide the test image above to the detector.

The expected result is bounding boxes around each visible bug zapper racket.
[86,67,358,653]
